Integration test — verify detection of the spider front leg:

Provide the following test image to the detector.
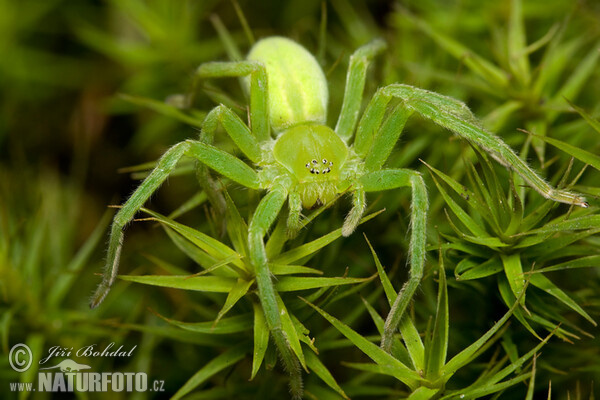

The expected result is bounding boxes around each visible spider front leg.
[248,186,303,397]
[90,141,260,308]
[380,84,588,207]
[190,61,269,230]
[335,38,387,142]
[192,60,269,141]
[358,169,428,352]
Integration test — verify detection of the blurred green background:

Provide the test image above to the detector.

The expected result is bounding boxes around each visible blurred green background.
[1,0,600,398]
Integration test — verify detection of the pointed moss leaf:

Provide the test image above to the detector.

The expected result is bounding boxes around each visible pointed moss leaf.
[482,100,522,133]
[275,276,370,292]
[536,255,600,273]
[442,297,520,379]
[528,273,596,325]
[444,209,507,248]
[290,313,318,354]
[528,119,547,168]
[442,373,531,400]
[302,298,421,389]
[536,134,600,172]
[360,297,413,367]
[342,361,413,380]
[501,254,526,305]
[215,278,254,325]
[457,258,503,281]
[164,227,220,271]
[119,93,205,128]
[364,234,397,306]
[157,313,253,335]
[405,12,509,88]
[407,386,440,400]
[141,207,245,270]
[48,210,111,308]
[525,215,600,234]
[273,209,385,264]
[167,191,208,220]
[464,154,502,231]
[453,335,548,400]
[223,189,249,258]
[117,322,232,346]
[454,258,478,277]
[275,294,307,371]
[438,237,491,258]
[426,164,488,237]
[567,99,600,134]
[269,263,323,276]
[265,218,288,259]
[22,334,44,389]
[507,0,531,87]
[525,356,537,400]
[400,316,425,373]
[550,41,600,118]
[504,180,524,236]
[497,277,542,340]
[520,199,554,232]
[172,343,248,400]
[251,302,269,380]
[305,351,349,399]
[425,265,449,380]
[143,253,189,275]
[484,333,550,388]
[526,313,578,341]
[119,274,236,292]
[527,229,600,258]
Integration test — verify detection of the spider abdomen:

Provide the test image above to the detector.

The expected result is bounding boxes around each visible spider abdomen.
[246,37,328,134]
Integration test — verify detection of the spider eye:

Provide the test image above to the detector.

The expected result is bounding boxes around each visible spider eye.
[322,159,327,164]
[329,161,333,166]
[305,163,310,168]
[312,159,318,165]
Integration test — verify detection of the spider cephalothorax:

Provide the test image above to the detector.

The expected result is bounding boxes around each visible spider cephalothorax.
[251,38,356,210]
[91,35,587,398]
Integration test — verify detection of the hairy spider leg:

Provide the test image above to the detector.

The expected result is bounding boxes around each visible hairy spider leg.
[193,60,307,389]
[335,38,387,142]
[382,84,588,207]
[286,191,303,238]
[348,81,587,352]
[194,61,270,141]
[247,186,303,396]
[191,61,270,232]
[359,169,427,352]
[90,141,259,308]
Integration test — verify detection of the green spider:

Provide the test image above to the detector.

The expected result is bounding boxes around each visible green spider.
[91,36,587,391]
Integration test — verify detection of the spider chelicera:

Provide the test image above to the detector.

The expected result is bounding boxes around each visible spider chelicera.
[91,36,587,383]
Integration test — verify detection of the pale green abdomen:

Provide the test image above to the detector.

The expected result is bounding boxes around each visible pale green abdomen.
[246,37,328,134]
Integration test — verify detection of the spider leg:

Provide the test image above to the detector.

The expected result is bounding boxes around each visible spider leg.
[342,186,366,237]
[359,169,428,352]
[335,39,386,142]
[357,84,587,207]
[190,61,269,231]
[248,186,303,397]
[90,140,260,308]
[286,191,303,239]
[197,105,263,233]
[193,61,269,141]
